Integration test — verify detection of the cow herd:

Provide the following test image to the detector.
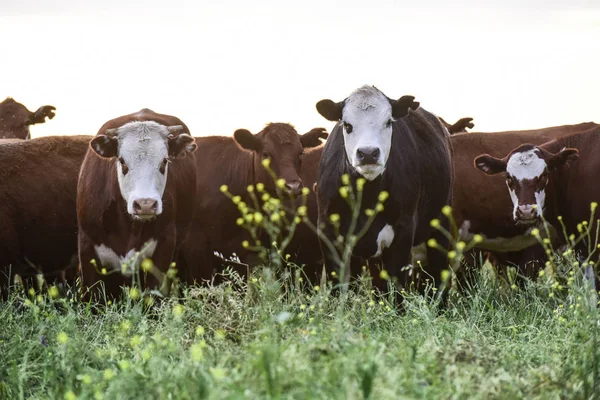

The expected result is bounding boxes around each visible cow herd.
[1,86,599,301]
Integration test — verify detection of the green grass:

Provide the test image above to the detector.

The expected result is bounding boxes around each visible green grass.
[0,262,599,400]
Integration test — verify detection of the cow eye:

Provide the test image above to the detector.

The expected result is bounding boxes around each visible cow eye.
[386,119,393,128]
[343,122,353,134]
[506,175,514,187]
[262,152,272,159]
[159,157,170,174]
[119,157,129,175]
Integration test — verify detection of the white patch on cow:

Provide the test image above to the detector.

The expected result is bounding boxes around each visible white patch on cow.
[506,149,546,181]
[341,86,393,181]
[94,239,158,276]
[507,186,519,220]
[373,224,395,258]
[115,121,170,218]
[534,190,546,216]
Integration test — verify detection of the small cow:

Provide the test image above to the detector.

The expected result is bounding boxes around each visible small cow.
[0,97,56,139]
[0,136,91,294]
[474,128,600,265]
[77,109,197,300]
[315,85,453,290]
[178,123,327,283]
[439,116,475,135]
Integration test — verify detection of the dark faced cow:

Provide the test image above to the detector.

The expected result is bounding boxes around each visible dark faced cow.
[0,136,91,295]
[0,97,56,139]
[178,123,327,284]
[315,85,453,290]
[77,109,197,300]
[474,127,600,267]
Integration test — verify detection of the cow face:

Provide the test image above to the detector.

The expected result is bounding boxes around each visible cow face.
[316,85,418,181]
[475,145,579,224]
[0,97,56,140]
[90,121,197,220]
[234,123,327,197]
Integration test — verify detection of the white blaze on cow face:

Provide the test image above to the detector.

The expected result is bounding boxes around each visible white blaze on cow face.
[505,149,548,221]
[341,86,394,181]
[115,121,171,220]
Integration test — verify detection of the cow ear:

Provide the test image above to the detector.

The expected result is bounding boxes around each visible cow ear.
[90,135,118,158]
[390,95,419,119]
[316,99,343,122]
[234,129,262,152]
[169,134,197,158]
[474,154,507,175]
[300,127,328,148]
[548,148,579,169]
[29,105,56,125]
[449,117,474,134]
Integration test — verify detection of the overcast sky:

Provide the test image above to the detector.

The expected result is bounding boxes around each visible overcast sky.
[1,0,599,137]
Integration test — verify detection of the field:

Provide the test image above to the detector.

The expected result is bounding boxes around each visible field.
[0,255,599,400]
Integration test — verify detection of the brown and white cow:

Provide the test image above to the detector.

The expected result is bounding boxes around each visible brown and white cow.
[0,97,56,139]
[439,116,475,135]
[178,123,327,283]
[431,122,599,280]
[77,109,197,300]
[0,135,91,294]
[474,127,600,265]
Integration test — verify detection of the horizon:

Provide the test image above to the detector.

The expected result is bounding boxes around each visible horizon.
[1,0,599,138]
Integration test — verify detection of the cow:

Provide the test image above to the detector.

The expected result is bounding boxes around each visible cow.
[178,123,328,284]
[474,127,600,274]
[77,109,197,300]
[439,116,475,135]
[315,85,453,292]
[0,135,91,295]
[0,97,56,139]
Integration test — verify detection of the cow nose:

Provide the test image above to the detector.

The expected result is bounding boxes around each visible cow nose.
[516,204,537,220]
[356,147,380,165]
[285,180,302,196]
[133,198,158,216]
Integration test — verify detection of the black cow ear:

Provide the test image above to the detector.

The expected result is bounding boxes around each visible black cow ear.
[169,134,197,158]
[548,148,579,169]
[234,129,262,152]
[474,154,507,175]
[300,127,328,148]
[29,105,56,125]
[390,95,419,119]
[316,99,344,121]
[90,135,118,158]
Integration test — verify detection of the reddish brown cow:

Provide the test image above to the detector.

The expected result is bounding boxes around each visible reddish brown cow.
[439,116,475,134]
[451,122,599,278]
[474,127,600,266]
[77,109,197,300]
[0,136,91,294]
[178,123,327,283]
[0,97,56,139]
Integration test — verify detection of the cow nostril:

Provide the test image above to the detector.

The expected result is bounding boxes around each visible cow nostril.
[133,201,142,211]
[151,201,158,211]
[372,148,380,158]
[357,149,364,160]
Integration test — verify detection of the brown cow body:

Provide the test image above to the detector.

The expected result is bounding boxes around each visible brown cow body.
[179,123,327,283]
[0,135,91,291]
[475,126,600,265]
[0,98,56,139]
[77,109,197,299]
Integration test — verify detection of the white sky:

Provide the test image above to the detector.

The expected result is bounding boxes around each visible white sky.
[1,0,599,138]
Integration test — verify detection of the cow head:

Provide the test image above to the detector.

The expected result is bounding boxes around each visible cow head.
[316,85,419,181]
[0,97,56,139]
[475,144,579,224]
[234,123,327,197]
[90,121,197,220]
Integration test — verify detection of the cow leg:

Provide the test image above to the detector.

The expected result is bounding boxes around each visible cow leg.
[78,232,123,303]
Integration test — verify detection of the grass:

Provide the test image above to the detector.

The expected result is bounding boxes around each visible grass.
[0,260,599,400]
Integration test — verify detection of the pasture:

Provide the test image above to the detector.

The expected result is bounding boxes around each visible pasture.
[1,228,599,399]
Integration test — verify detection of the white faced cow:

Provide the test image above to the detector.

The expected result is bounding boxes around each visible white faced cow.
[77,108,197,301]
[315,85,453,292]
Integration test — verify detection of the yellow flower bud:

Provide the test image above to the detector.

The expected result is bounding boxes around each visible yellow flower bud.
[375,203,384,212]
[242,240,249,248]
[302,187,310,195]
[456,241,466,251]
[427,238,437,248]
[262,158,271,168]
[270,213,281,222]
[365,209,375,217]
[378,191,389,202]
[236,218,244,226]
[339,187,349,198]
[232,195,241,204]
[48,286,59,299]
[430,219,440,228]
[129,287,140,300]
[442,205,452,216]
[379,270,390,280]
[247,185,254,193]
[256,183,265,192]
[141,258,153,273]
[440,269,450,282]
[341,174,350,185]
[330,214,340,223]
[473,234,483,244]
[220,185,228,193]
[276,178,286,188]
[447,250,457,259]
[356,178,366,191]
